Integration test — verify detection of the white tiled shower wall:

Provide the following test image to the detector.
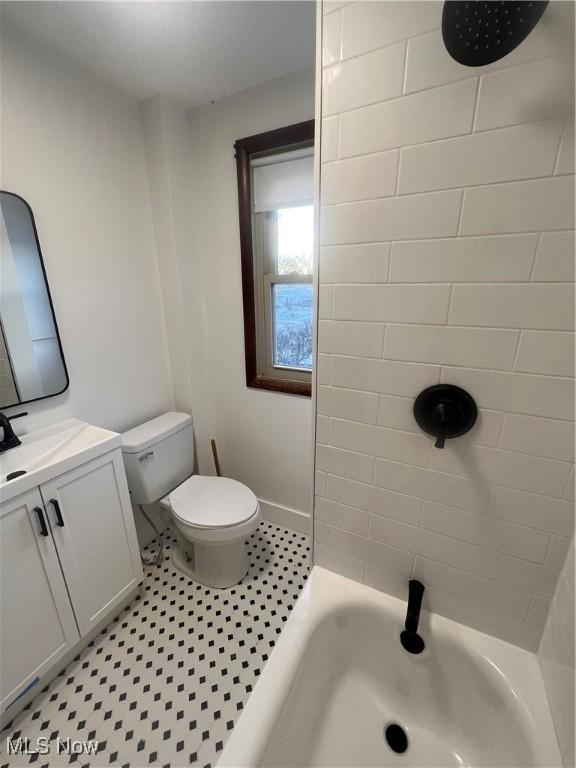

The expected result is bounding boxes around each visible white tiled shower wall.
[315,0,575,652]
[539,537,575,766]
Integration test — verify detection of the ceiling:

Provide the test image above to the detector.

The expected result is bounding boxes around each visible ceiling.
[1,1,316,108]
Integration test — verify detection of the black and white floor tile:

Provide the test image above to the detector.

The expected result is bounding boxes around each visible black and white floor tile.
[1,522,310,768]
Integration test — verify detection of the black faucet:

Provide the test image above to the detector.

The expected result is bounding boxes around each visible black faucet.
[0,411,27,453]
[400,579,425,654]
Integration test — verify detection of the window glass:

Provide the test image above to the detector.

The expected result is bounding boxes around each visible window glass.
[277,206,313,275]
[272,283,313,371]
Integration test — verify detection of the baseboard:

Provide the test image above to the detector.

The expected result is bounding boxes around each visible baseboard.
[258,498,312,536]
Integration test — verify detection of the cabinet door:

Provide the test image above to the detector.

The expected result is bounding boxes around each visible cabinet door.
[1,488,79,714]
[40,449,143,637]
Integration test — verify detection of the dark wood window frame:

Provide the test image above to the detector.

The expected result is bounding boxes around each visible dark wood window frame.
[235,119,315,397]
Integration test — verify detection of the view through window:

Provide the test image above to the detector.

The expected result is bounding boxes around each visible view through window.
[273,205,313,371]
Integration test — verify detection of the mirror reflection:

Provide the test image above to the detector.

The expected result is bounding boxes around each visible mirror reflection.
[0,192,68,407]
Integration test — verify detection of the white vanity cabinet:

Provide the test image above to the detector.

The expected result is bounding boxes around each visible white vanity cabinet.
[39,450,141,636]
[0,487,80,714]
[0,427,143,721]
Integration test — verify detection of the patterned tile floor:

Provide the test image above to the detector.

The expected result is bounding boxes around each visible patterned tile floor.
[1,522,310,768]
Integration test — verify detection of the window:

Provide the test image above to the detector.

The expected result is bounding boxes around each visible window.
[235,121,314,396]
[257,204,313,377]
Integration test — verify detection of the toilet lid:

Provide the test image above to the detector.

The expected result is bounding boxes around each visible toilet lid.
[170,475,258,528]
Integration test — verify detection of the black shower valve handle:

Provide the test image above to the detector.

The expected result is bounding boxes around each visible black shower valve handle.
[432,402,448,449]
[413,384,477,450]
[433,403,444,449]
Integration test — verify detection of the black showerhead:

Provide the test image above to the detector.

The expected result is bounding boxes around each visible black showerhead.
[442,1,549,67]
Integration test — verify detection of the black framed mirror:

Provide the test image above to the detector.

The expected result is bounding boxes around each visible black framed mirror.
[0,191,69,408]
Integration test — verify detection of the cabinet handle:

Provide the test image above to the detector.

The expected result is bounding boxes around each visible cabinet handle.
[50,498,65,527]
[34,506,49,537]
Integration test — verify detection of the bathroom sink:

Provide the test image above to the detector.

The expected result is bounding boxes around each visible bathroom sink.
[0,419,121,502]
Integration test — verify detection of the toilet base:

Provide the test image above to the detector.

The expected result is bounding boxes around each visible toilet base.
[172,538,249,588]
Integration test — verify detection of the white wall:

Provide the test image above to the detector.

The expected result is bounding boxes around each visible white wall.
[178,68,316,519]
[1,26,314,527]
[140,95,200,422]
[1,27,174,434]
[315,0,575,650]
[539,534,575,766]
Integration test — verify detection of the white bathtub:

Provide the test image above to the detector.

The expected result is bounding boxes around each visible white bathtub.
[219,566,562,768]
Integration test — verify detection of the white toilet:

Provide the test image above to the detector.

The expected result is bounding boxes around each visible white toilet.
[121,412,261,588]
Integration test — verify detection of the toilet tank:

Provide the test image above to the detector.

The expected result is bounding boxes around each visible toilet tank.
[121,412,194,504]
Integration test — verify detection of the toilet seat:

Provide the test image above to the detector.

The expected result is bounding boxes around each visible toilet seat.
[169,475,258,530]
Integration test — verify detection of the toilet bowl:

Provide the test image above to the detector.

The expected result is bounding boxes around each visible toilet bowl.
[120,412,261,588]
[161,475,261,588]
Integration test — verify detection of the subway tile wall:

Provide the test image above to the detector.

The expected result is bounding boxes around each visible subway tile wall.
[315,0,575,652]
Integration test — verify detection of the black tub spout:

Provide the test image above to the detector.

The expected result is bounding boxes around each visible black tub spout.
[400,579,425,654]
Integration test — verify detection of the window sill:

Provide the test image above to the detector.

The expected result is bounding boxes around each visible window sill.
[248,376,311,398]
